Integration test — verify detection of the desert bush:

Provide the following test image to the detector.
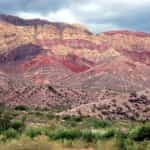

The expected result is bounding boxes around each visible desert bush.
[0,103,6,114]
[46,127,115,142]
[85,118,111,128]
[0,111,13,132]
[0,115,25,133]
[46,113,56,119]
[11,120,25,131]
[124,138,137,150]
[62,116,83,128]
[81,130,98,142]
[0,118,11,132]
[3,128,19,139]
[47,129,81,140]
[0,109,25,133]
[21,115,27,123]
[82,129,115,142]
[34,111,44,117]
[115,130,138,150]
[63,115,82,122]
[25,128,43,138]
[115,131,127,150]
[101,129,115,139]
[15,105,29,111]
[129,124,150,141]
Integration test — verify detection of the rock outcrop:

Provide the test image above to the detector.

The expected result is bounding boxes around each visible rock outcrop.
[0,14,150,120]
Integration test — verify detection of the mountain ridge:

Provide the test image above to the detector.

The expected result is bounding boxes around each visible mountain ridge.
[1,14,150,36]
[0,14,150,120]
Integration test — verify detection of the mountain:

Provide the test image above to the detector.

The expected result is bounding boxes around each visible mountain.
[0,14,150,120]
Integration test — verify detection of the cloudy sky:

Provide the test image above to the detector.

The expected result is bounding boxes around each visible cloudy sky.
[0,0,150,33]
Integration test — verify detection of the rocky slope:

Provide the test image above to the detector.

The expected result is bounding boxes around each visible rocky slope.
[59,89,150,121]
[0,14,150,120]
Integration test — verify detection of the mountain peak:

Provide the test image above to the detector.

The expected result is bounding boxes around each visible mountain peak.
[0,14,92,33]
[0,14,50,26]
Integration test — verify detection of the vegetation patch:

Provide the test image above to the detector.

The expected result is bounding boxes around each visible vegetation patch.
[129,123,150,141]
[0,107,150,150]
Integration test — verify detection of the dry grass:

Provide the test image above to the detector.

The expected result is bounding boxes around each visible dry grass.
[0,108,150,150]
[0,135,94,150]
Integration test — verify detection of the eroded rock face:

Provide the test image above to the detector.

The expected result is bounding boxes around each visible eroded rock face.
[0,15,150,85]
[59,90,150,121]
[0,15,150,120]
[0,44,43,63]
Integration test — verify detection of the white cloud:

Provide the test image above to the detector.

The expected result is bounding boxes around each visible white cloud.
[47,9,79,23]
[17,9,80,24]
[15,0,150,33]
[17,12,44,19]
[90,0,150,6]
[87,23,123,33]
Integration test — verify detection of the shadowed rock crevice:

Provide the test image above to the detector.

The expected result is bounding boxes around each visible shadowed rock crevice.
[0,44,43,63]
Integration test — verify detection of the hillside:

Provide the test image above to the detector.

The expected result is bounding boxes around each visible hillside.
[0,14,150,120]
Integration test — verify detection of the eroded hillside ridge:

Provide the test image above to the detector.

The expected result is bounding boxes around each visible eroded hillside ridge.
[0,14,150,120]
[0,14,150,90]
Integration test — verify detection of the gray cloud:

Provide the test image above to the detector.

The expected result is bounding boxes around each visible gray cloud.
[0,0,150,33]
[0,0,71,14]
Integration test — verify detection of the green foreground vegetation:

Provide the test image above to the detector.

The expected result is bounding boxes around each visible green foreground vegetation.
[0,105,150,150]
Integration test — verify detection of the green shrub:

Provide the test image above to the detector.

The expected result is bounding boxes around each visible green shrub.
[15,105,29,111]
[0,118,11,132]
[3,128,18,139]
[101,129,115,139]
[47,129,81,140]
[124,138,137,150]
[21,115,27,123]
[129,124,150,141]
[62,116,83,128]
[46,113,56,119]
[115,131,127,150]
[46,128,114,142]
[0,112,24,132]
[0,111,13,132]
[81,129,115,142]
[11,120,25,131]
[85,118,111,128]
[25,128,42,138]
[63,116,82,122]
[0,103,6,114]
[81,130,98,142]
